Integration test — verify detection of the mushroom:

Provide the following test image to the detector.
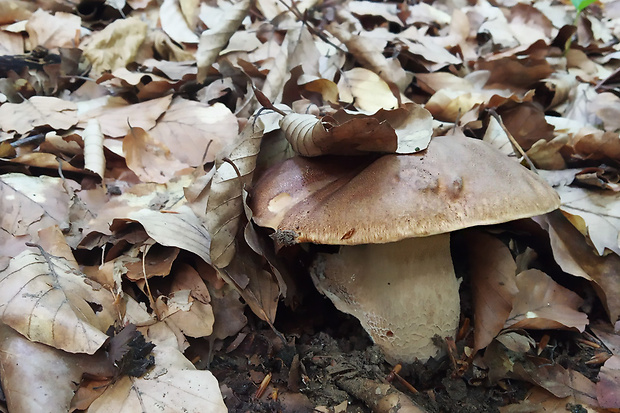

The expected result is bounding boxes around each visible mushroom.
[249,136,560,363]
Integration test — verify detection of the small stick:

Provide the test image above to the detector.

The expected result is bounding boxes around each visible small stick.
[488,109,537,172]
[386,364,418,394]
[255,372,272,399]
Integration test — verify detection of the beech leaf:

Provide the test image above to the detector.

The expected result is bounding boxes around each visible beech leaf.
[0,247,114,354]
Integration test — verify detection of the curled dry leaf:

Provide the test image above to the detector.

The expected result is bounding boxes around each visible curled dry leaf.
[196,0,250,83]
[83,119,105,178]
[0,246,115,354]
[280,102,432,157]
[205,115,264,268]
[505,269,588,332]
[0,96,78,134]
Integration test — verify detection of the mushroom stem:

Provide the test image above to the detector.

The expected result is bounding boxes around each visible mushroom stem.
[310,234,460,364]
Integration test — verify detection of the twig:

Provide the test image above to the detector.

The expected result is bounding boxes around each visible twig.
[488,109,538,173]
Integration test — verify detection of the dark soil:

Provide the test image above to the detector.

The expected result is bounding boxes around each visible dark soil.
[207,290,534,413]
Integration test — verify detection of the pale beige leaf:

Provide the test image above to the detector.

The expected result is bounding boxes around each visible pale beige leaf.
[196,0,250,83]
[205,116,264,268]
[0,324,84,413]
[82,17,147,78]
[160,0,199,44]
[78,95,173,138]
[25,9,81,50]
[467,231,519,351]
[87,346,226,413]
[127,205,212,265]
[338,68,398,113]
[0,174,75,257]
[505,269,588,331]
[123,127,192,183]
[557,185,620,256]
[83,119,105,178]
[0,97,78,134]
[149,98,238,166]
[0,247,114,354]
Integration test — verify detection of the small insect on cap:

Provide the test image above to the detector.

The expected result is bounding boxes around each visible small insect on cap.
[250,135,561,246]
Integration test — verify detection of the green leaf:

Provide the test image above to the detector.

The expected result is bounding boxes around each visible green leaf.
[571,0,597,12]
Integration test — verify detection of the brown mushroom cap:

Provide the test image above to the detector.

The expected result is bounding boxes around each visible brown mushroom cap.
[250,136,560,245]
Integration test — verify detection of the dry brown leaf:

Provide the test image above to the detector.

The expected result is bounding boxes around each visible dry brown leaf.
[87,345,227,413]
[597,355,620,409]
[337,67,399,113]
[219,240,280,325]
[78,95,173,138]
[125,206,212,265]
[466,231,519,352]
[82,17,148,78]
[155,290,214,338]
[0,96,78,134]
[196,0,250,83]
[570,128,620,162]
[149,98,238,166]
[0,324,89,413]
[505,269,588,331]
[0,245,115,354]
[536,212,620,324]
[279,112,397,156]
[124,246,180,281]
[526,135,569,170]
[209,285,247,340]
[557,185,620,257]
[205,115,264,268]
[500,375,600,412]
[123,126,192,183]
[279,103,432,156]
[0,173,77,257]
[25,9,81,50]
[328,21,411,91]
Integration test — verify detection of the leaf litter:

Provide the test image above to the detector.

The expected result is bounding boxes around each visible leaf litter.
[1,0,620,411]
